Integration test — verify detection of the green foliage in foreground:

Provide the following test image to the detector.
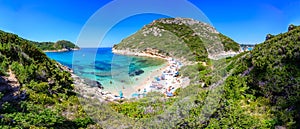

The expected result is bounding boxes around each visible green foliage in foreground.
[109,92,177,119]
[179,25,300,128]
[0,30,94,128]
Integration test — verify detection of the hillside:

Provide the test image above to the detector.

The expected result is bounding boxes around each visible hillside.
[95,25,300,128]
[0,30,94,128]
[113,18,240,62]
[181,24,300,128]
[32,40,80,52]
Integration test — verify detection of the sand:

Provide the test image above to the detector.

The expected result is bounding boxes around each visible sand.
[112,48,189,98]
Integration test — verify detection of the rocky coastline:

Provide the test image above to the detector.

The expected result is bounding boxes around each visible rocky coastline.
[56,62,121,103]
[112,47,168,60]
[43,48,80,53]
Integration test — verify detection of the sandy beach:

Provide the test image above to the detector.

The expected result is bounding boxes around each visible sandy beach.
[112,48,189,98]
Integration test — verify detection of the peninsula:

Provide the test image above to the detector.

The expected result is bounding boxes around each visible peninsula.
[32,40,80,52]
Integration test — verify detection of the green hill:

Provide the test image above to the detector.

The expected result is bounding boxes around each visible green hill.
[32,40,79,52]
[113,18,240,62]
[0,30,93,128]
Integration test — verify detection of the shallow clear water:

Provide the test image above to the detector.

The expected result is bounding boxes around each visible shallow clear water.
[46,48,166,94]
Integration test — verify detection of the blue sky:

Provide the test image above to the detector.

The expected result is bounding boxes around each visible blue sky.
[0,0,299,47]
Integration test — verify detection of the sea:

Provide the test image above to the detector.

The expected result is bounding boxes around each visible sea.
[45,48,166,94]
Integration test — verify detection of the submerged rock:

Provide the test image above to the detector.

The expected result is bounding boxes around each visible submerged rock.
[128,69,144,76]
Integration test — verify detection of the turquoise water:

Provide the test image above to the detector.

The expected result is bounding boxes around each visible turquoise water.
[46,48,166,94]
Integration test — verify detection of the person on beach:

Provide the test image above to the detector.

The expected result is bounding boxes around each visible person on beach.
[137,89,141,98]
[165,86,173,97]
[119,90,124,99]
[143,88,147,97]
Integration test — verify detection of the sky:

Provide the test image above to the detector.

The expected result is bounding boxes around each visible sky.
[0,0,300,47]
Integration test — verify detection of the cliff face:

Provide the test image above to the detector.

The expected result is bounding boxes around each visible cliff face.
[113,18,240,62]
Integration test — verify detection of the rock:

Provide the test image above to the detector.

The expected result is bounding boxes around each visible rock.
[83,79,103,88]
[102,91,111,95]
[48,78,55,85]
[20,90,27,100]
[0,77,6,84]
[275,126,286,129]
[266,34,274,41]
[129,69,144,76]
[288,24,295,32]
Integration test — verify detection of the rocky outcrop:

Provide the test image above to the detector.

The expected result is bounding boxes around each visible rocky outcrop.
[288,24,296,32]
[156,18,219,34]
[56,62,123,102]
[72,74,121,103]
[129,69,144,76]
[112,48,168,60]
[82,78,103,89]
[266,34,274,41]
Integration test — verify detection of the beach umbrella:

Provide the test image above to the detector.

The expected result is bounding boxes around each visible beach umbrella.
[119,91,123,99]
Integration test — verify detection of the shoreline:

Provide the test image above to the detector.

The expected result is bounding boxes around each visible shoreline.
[112,48,189,98]
[60,47,239,101]
[56,48,189,102]
[112,48,167,60]
[43,48,80,53]
[119,62,169,98]
[57,63,119,103]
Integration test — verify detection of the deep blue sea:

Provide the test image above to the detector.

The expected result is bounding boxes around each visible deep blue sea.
[46,48,166,94]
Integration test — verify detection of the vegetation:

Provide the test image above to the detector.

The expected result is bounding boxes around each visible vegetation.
[0,30,94,128]
[219,33,240,51]
[1,20,300,128]
[109,92,177,119]
[32,40,79,51]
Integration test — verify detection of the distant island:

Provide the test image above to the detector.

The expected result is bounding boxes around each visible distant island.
[32,40,80,52]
